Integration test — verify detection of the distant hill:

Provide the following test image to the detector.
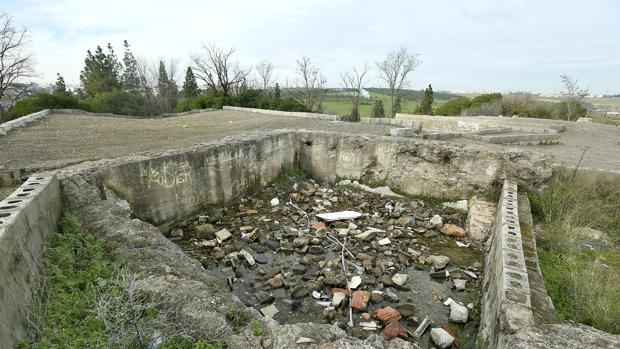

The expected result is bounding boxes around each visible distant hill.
[366,88,461,101]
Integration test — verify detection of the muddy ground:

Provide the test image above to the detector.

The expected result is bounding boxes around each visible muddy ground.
[172,174,484,348]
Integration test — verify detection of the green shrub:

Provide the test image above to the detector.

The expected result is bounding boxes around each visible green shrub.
[85,90,151,116]
[4,93,89,121]
[276,97,308,112]
[370,100,385,118]
[470,93,502,107]
[434,97,472,116]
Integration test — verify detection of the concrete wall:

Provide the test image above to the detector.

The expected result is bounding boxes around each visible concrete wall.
[87,131,296,230]
[395,113,564,134]
[223,106,340,121]
[479,180,534,348]
[0,174,62,348]
[0,108,217,137]
[295,130,553,198]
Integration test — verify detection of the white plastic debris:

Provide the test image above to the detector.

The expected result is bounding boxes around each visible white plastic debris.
[442,199,469,212]
[332,293,346,306]
[312,291,321,299]
[316,211,362,222]
[456,241,470,247]
[271,198,280,206]
[360,321,378,330]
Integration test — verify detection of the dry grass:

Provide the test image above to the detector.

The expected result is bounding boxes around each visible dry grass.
[530,168,620,334]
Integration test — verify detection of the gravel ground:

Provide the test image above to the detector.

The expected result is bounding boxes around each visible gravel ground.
[0,109,618,173]
[0,110,392,172]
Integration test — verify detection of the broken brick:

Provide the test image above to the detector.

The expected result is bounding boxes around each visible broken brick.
[381,320,408,341]
[351,291,370,310]
[372,306,401,323]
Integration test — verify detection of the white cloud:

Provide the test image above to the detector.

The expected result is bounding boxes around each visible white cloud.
[4,0,619,93]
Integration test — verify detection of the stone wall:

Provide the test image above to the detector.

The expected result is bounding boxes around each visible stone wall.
[296,130,553,198]
[0,174,62,348]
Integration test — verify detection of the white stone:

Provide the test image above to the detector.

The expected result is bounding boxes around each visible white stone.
[431,328,454,348]
[348,275,362,289]
[453,278,467,291]
[429,214,443,227]
[442,199,469,212]
[215,228,232,242]
[312,291,321,299]
[449,301,469,323]
[360,321,378,330]
[261,304,279,318]
[391,273,408,286]
[332,293,346,306]
[378,237,391,246]
[427,255,450,269]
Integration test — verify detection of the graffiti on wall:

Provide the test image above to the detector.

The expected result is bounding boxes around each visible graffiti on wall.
[139,160,192,189]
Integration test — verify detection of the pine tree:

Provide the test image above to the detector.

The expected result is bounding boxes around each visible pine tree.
[182,67,199,98]
[371,100,385,118]
[273,83,281,106]
[54,73,68,95]
[416,84,434,115]
[157,61,178,112]
[79,43,122,97]
[121,40,142,93]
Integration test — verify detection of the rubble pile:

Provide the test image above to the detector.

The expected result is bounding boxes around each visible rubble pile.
[172,176,484,347]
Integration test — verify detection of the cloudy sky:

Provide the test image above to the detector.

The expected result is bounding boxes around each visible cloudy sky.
[4,0,620,94]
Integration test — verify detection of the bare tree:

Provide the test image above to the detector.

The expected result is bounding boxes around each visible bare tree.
[0,12,35,119]
[340,62,370,121]
[560,75,589,121]
[190,43,251,97]
[290,55,327,112]
[376,47,421,117]
[255,59,274,95]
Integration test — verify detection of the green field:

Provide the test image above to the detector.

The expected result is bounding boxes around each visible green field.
[322,91,446,118]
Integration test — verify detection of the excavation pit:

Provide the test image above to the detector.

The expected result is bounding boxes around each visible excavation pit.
[40,129,552,348]
[172,176,484,346]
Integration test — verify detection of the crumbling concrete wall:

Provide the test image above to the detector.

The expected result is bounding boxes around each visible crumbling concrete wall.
[85,131,297,231]
[296,130,553,198]
[0,174,61,348]
[479,180,534,348]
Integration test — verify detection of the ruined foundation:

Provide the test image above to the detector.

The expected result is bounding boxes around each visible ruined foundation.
[6,129,600,348]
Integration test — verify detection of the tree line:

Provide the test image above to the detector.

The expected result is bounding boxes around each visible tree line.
[0,11,591,122]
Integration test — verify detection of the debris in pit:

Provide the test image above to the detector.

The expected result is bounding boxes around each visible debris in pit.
[412,315,431,339]
[430,328,454,348]
[440,224,466,237]
[351,290,370,310]
[316,211,362,222]
[215,228,232,242]
[261,304,279,318]
[372,306,401,323]
[171,176,484,346]
[381,320,408,341]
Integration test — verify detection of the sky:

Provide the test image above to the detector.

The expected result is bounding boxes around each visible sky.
[4,0,620,94]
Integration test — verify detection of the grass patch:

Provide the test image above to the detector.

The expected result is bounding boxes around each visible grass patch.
[530,168,620,334]
[20,214,223,348]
